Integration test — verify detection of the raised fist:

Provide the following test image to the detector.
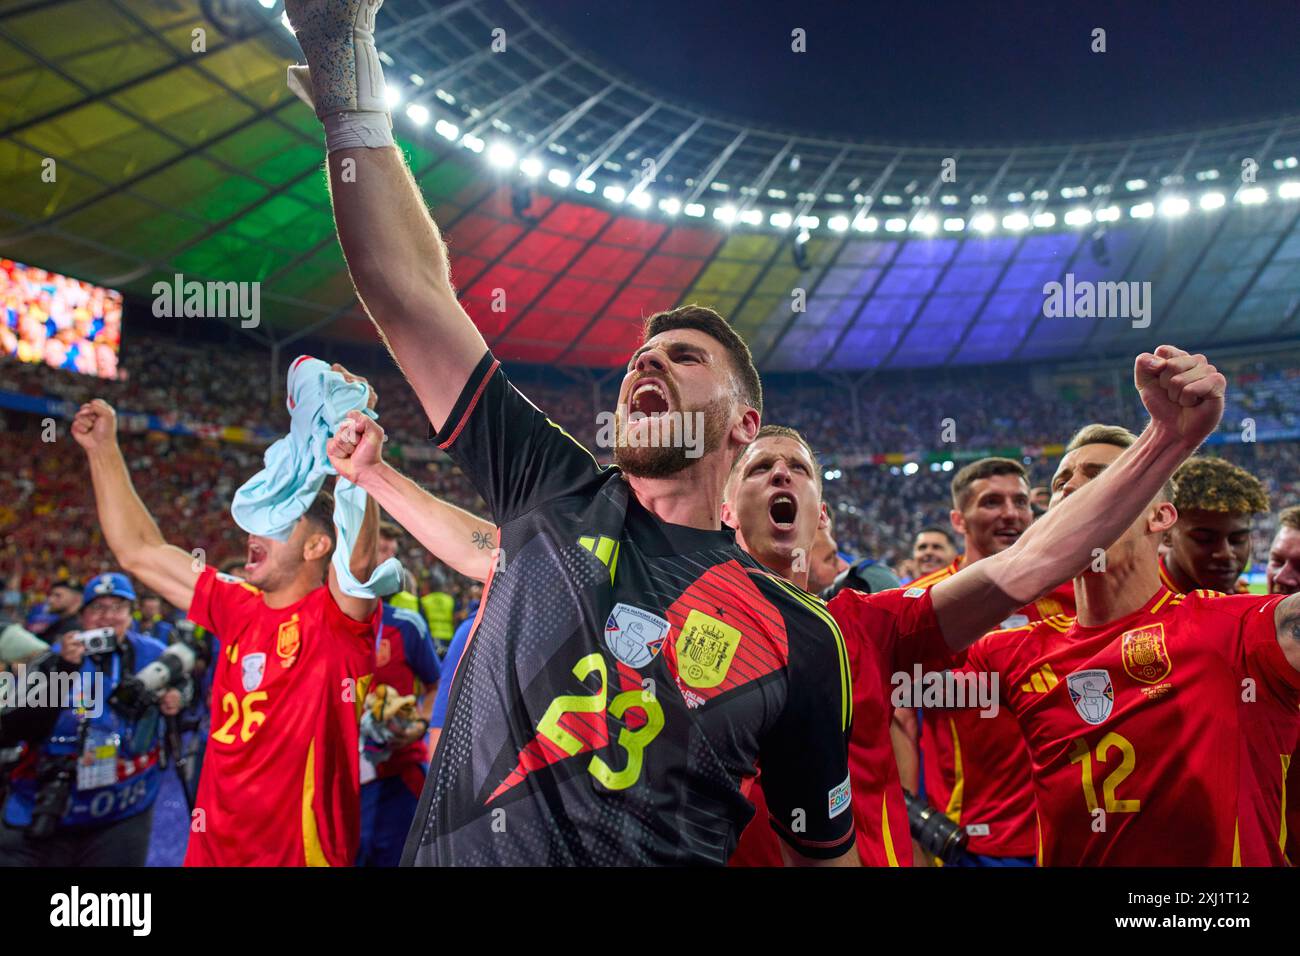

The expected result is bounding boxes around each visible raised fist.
[1134,345,1226,450]
[71,399,118,452]
[327,409,385,484]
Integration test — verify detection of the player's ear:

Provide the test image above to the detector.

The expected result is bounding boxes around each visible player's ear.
[732,406,760,447]
[949,509,966,537]
[720,498,738,531]
[300,524,334,563]
[817,502,830,530]
[1149,500,1178,535]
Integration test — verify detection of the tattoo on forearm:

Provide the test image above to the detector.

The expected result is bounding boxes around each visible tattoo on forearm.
[472,530,492,550]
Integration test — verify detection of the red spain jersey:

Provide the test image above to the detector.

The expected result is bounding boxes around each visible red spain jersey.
[729,586,949,867]
[183,567,378,867]
[964,587,1300,866]
[1158,559,1299,865]
[910,559,1072,857]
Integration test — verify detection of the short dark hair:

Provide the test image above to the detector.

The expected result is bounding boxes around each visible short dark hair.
[950,457,1028,511]
[302,490,337,559]
[642,304,763,415]
[915,525,956,546]
[50,580,80,594]
[378,520,403,542]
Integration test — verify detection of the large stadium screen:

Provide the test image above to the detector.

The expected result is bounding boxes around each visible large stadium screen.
[0,258,123,379]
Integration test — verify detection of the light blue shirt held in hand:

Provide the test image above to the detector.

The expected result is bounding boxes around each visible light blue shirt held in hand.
[232,355,402,598]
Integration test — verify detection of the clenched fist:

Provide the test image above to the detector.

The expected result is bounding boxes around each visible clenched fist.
[71,399,118,452]
[1134,346,1226,450]
[327,409,385,484]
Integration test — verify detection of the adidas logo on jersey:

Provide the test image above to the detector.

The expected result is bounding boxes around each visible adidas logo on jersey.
[578,534,620,585]
[1020,663,1060,694]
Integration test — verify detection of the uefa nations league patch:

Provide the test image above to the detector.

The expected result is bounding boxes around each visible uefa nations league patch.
[604,603,671,669]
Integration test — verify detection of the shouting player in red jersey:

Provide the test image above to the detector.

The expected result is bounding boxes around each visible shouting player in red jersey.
[956,423,1300,865]
[72,385,382,867]
[908,457,1070,866]
[721,426,916,866]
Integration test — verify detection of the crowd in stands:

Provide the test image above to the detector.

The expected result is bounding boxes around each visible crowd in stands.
[4,329,1299,619]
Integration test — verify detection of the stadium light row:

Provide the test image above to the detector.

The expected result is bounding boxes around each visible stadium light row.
[382,81,1300,237]
[270,6,1300,240]
[418,102,1300,236]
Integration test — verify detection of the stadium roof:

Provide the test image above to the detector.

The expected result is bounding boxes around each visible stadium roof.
[4,0,1300,371]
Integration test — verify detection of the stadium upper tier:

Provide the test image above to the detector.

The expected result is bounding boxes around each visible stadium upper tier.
[4,0,1300,370]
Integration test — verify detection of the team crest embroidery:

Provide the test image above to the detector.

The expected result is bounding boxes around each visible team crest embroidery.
[277,614,301,666]
[1121,623,1172,684]
[241,652,266,692]
[675,610,741,689]
[604,603,671,669]
[1067,669,1114,725]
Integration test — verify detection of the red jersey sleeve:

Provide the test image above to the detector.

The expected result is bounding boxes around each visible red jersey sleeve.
[829,586,949,674]
[1226,593,1300,704]
[312,586,381,672]
[186,565,264,636]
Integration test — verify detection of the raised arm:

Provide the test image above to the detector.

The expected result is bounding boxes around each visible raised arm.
[326,482,381,623]
[72,400,201,612]
[285,0,485,433]
[932,346,1226,650]
[327,410,496,582]
[327,148,486,432]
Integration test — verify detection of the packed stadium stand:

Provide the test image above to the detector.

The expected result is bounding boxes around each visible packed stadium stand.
[5,329,1299,600]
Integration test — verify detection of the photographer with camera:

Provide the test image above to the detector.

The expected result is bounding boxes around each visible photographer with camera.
[0,573,185,866]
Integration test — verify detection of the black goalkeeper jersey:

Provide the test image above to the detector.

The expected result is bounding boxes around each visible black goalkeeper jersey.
[403,352,855,866]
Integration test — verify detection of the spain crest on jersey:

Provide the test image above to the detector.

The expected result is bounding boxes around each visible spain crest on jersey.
[676,609,741,689]
[277,614,301,663]
[1120,623,1172,684]
[1067,668,1114,725]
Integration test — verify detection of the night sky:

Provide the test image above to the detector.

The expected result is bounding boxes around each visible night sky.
[524,0,1300,144]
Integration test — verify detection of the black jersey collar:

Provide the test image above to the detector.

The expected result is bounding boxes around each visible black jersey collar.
[621,476,740,557]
